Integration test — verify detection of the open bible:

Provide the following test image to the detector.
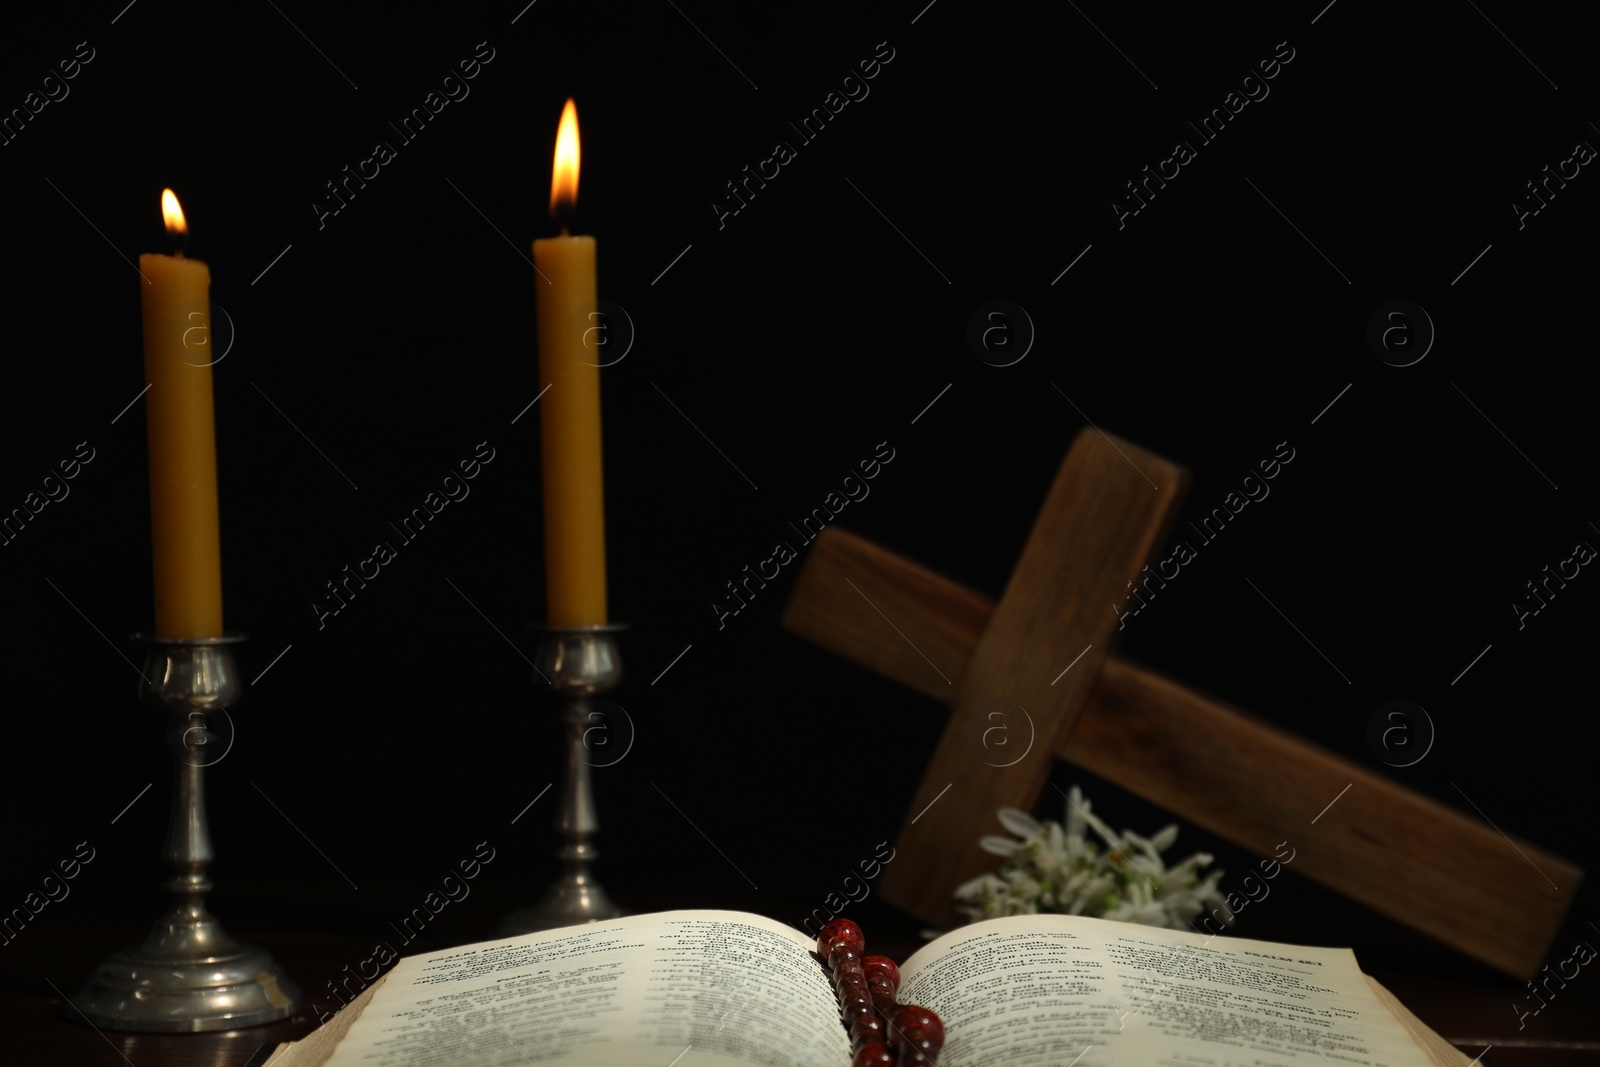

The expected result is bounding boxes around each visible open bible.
[261,909,1471,1067]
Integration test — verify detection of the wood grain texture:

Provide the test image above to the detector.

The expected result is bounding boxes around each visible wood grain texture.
[782,519,1581,979]
[782,520,993,701]
[865,428,1191,930]
[1075,658,1580,980]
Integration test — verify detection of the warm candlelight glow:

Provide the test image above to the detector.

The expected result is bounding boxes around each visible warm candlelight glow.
[536,96,605,625]
[162,188,188,235]
[142,187,222,638]
[550,98,580,217]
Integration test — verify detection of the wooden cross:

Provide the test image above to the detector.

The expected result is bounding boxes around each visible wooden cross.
[781,428,1579,980]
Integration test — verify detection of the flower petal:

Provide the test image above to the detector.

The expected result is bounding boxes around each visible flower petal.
[997,807,1042,839]
[954,872,1002,897]
[979,835,1020,857]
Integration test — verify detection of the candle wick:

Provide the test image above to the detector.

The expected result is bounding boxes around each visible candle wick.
[553,200,577,237]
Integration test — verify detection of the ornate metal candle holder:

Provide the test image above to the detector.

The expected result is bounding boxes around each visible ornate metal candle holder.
[73,635,301,1031]
[499,623,628,934]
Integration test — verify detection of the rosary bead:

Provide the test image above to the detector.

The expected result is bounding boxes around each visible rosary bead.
[840,989,873,1012]
[850,1013,886,1048]
[829,944,863,970]
[818,918,865,959]
[888,1006,945,1051]
[852,1042,894,1067]
[862,955,900,989]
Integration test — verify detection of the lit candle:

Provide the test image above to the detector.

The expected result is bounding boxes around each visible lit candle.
[535,99,607,627]
[141,189,224,639]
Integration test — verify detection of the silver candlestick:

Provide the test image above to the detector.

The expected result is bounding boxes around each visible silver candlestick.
[73,636,301,1031]
[499,623,628,934]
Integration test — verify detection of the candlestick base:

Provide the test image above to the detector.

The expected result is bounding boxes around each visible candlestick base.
[73,941,299,1033]
[498,623,629,936]
[499,871,626,934]
[71,636,300,1031]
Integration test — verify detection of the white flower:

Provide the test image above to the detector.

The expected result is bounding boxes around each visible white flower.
[952,786,1233,934]
[979,834,1022,857]
[997,807,1042,839]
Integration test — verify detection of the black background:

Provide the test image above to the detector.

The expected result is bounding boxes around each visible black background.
[1,0,1596,991]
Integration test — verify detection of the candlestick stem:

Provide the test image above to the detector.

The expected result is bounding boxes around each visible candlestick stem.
[500,624,627,933]
[72,636,300,1031]
[164,738,213,918]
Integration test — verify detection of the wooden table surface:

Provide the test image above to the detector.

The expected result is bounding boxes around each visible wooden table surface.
[4,882,1595,1066]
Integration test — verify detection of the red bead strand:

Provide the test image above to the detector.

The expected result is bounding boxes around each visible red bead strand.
[818,919,944,1066]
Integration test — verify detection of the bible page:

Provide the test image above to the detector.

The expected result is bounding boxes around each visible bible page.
[898,914,1438,1067]
[318,910,848,1067]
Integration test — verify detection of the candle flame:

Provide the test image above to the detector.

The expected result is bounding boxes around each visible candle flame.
[550,98,580,218]
[162,188,188,236]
